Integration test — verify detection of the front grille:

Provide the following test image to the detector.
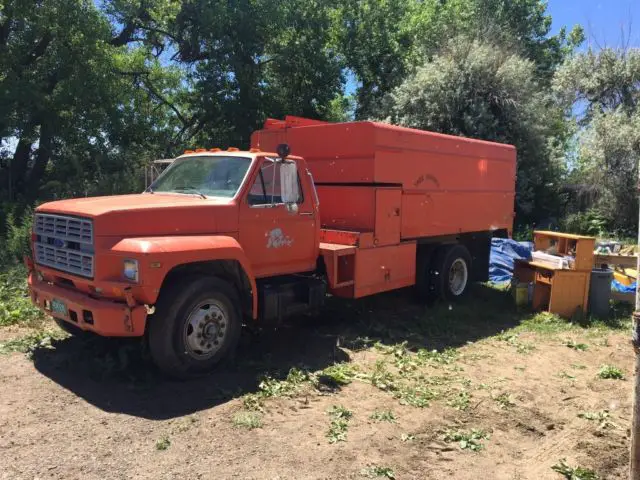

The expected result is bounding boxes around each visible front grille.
[34,213,94,278]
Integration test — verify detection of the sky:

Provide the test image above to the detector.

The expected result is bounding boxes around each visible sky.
[547,0,640,48]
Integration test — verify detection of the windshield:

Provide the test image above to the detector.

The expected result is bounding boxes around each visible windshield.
[150,155,252,198]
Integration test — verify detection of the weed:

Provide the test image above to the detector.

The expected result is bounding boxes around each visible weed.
[494,392,516,409]
[496,331,519,342]
[577,410,618,430]
[515,341,536,354]
[447,391,471,411]
[242,393,264,412]
[241,367,313,411]
[597,364,624,380]
[155,436,171,451]
[318,363,358,386]
[400,433,415,442]
[563,339,589,351]
[517,312,571,335]
[416,347,458,365]
[0,265,45,327]
[367,360,396,391]
[551,459,599,479]
[394,384,438,408]
[369,410,396,423]
[360,465,395,479]
[0,330,67,357]
[571,364,587,370]
[257,367,311,397]
[232,411,263,430]
[327,405,353,443]
[442,428,490,451]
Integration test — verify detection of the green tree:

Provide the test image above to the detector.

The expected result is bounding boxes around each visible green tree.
[379,37,567,225]
[172,0,344,148]
[554,48,640,235]
[0,0,183,205]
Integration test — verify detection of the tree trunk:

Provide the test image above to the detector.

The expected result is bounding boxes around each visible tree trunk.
[25,122,52,202]
[8,137,34,199]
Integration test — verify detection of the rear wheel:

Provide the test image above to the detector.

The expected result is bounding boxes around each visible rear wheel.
[429,244,473,300]
[148,276,242,378]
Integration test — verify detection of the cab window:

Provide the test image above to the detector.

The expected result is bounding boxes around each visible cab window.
[247,160,302,205]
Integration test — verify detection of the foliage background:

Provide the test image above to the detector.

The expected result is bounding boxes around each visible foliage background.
[0,0,638,262]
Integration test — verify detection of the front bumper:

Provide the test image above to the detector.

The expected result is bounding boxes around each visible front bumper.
[28,273,147,337]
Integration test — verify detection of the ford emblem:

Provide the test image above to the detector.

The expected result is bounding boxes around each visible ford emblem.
[53,238,66,249]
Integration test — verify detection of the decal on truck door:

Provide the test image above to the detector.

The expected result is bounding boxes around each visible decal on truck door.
[267,228,293,248]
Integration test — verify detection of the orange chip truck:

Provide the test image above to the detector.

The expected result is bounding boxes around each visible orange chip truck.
[26,116,516,377]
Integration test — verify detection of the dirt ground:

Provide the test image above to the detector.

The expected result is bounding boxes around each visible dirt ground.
[0,286,634,480]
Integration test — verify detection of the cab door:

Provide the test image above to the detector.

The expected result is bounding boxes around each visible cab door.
[238,157,317,278]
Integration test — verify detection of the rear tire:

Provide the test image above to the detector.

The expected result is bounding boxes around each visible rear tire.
[429,244,472,301]
[148,276,242,378]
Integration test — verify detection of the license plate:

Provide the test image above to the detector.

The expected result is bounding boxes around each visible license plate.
[51,299,68,316]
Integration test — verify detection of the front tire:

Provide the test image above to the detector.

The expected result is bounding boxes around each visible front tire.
[429,244,472,300]
[148,276,242,378]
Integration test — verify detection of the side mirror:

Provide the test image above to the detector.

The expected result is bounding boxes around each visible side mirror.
[280,161,299,205]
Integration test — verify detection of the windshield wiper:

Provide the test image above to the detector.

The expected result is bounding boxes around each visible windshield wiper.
[172,187,207,199]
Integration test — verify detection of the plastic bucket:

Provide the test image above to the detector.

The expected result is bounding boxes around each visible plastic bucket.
[589,268,613,318]
[513,282,529,307]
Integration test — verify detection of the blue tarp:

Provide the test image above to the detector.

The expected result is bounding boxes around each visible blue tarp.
[489,238,534,283]
[613,280,636,293]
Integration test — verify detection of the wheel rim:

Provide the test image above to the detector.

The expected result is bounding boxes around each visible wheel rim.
[448,258,468,296]
[182,299,229,360]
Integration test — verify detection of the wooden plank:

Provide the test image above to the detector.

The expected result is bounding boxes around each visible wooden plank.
[594,254,638,268]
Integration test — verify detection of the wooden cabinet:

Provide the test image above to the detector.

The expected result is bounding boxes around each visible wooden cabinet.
[514,232,595,319]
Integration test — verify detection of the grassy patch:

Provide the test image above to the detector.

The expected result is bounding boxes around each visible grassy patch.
[563,339,589,351]
[327,405,353,443]
[577,410,617,430]
[551,459,599,479]
[394,384,438,408]
[0,330,67,357]
[597,364,624,380]
[442,428,490,451]
[558,371,577,380]
[0,265,45,327]
[318,362,358,386]
[155,436,171,451]
[360,465,395,479]
[242,367,313,411]
[369,410,396,423]
[494,392,516,409]
[447,390,471,411]
[232,411,263,430]
[366,360,396,391]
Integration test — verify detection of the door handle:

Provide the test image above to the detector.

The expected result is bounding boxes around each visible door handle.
[300,212,313,216]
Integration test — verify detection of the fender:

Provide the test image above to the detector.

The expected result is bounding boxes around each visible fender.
[111,235,258,318]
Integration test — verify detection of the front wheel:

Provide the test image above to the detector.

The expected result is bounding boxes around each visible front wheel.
[148,276,242,378]
[430,244,472,300]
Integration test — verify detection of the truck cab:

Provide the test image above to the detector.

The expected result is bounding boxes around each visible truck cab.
[28,146,325,376]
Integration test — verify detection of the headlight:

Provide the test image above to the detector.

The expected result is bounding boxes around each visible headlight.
[123,259,139,282]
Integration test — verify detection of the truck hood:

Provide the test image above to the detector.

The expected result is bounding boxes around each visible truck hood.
[36,193,239,236]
